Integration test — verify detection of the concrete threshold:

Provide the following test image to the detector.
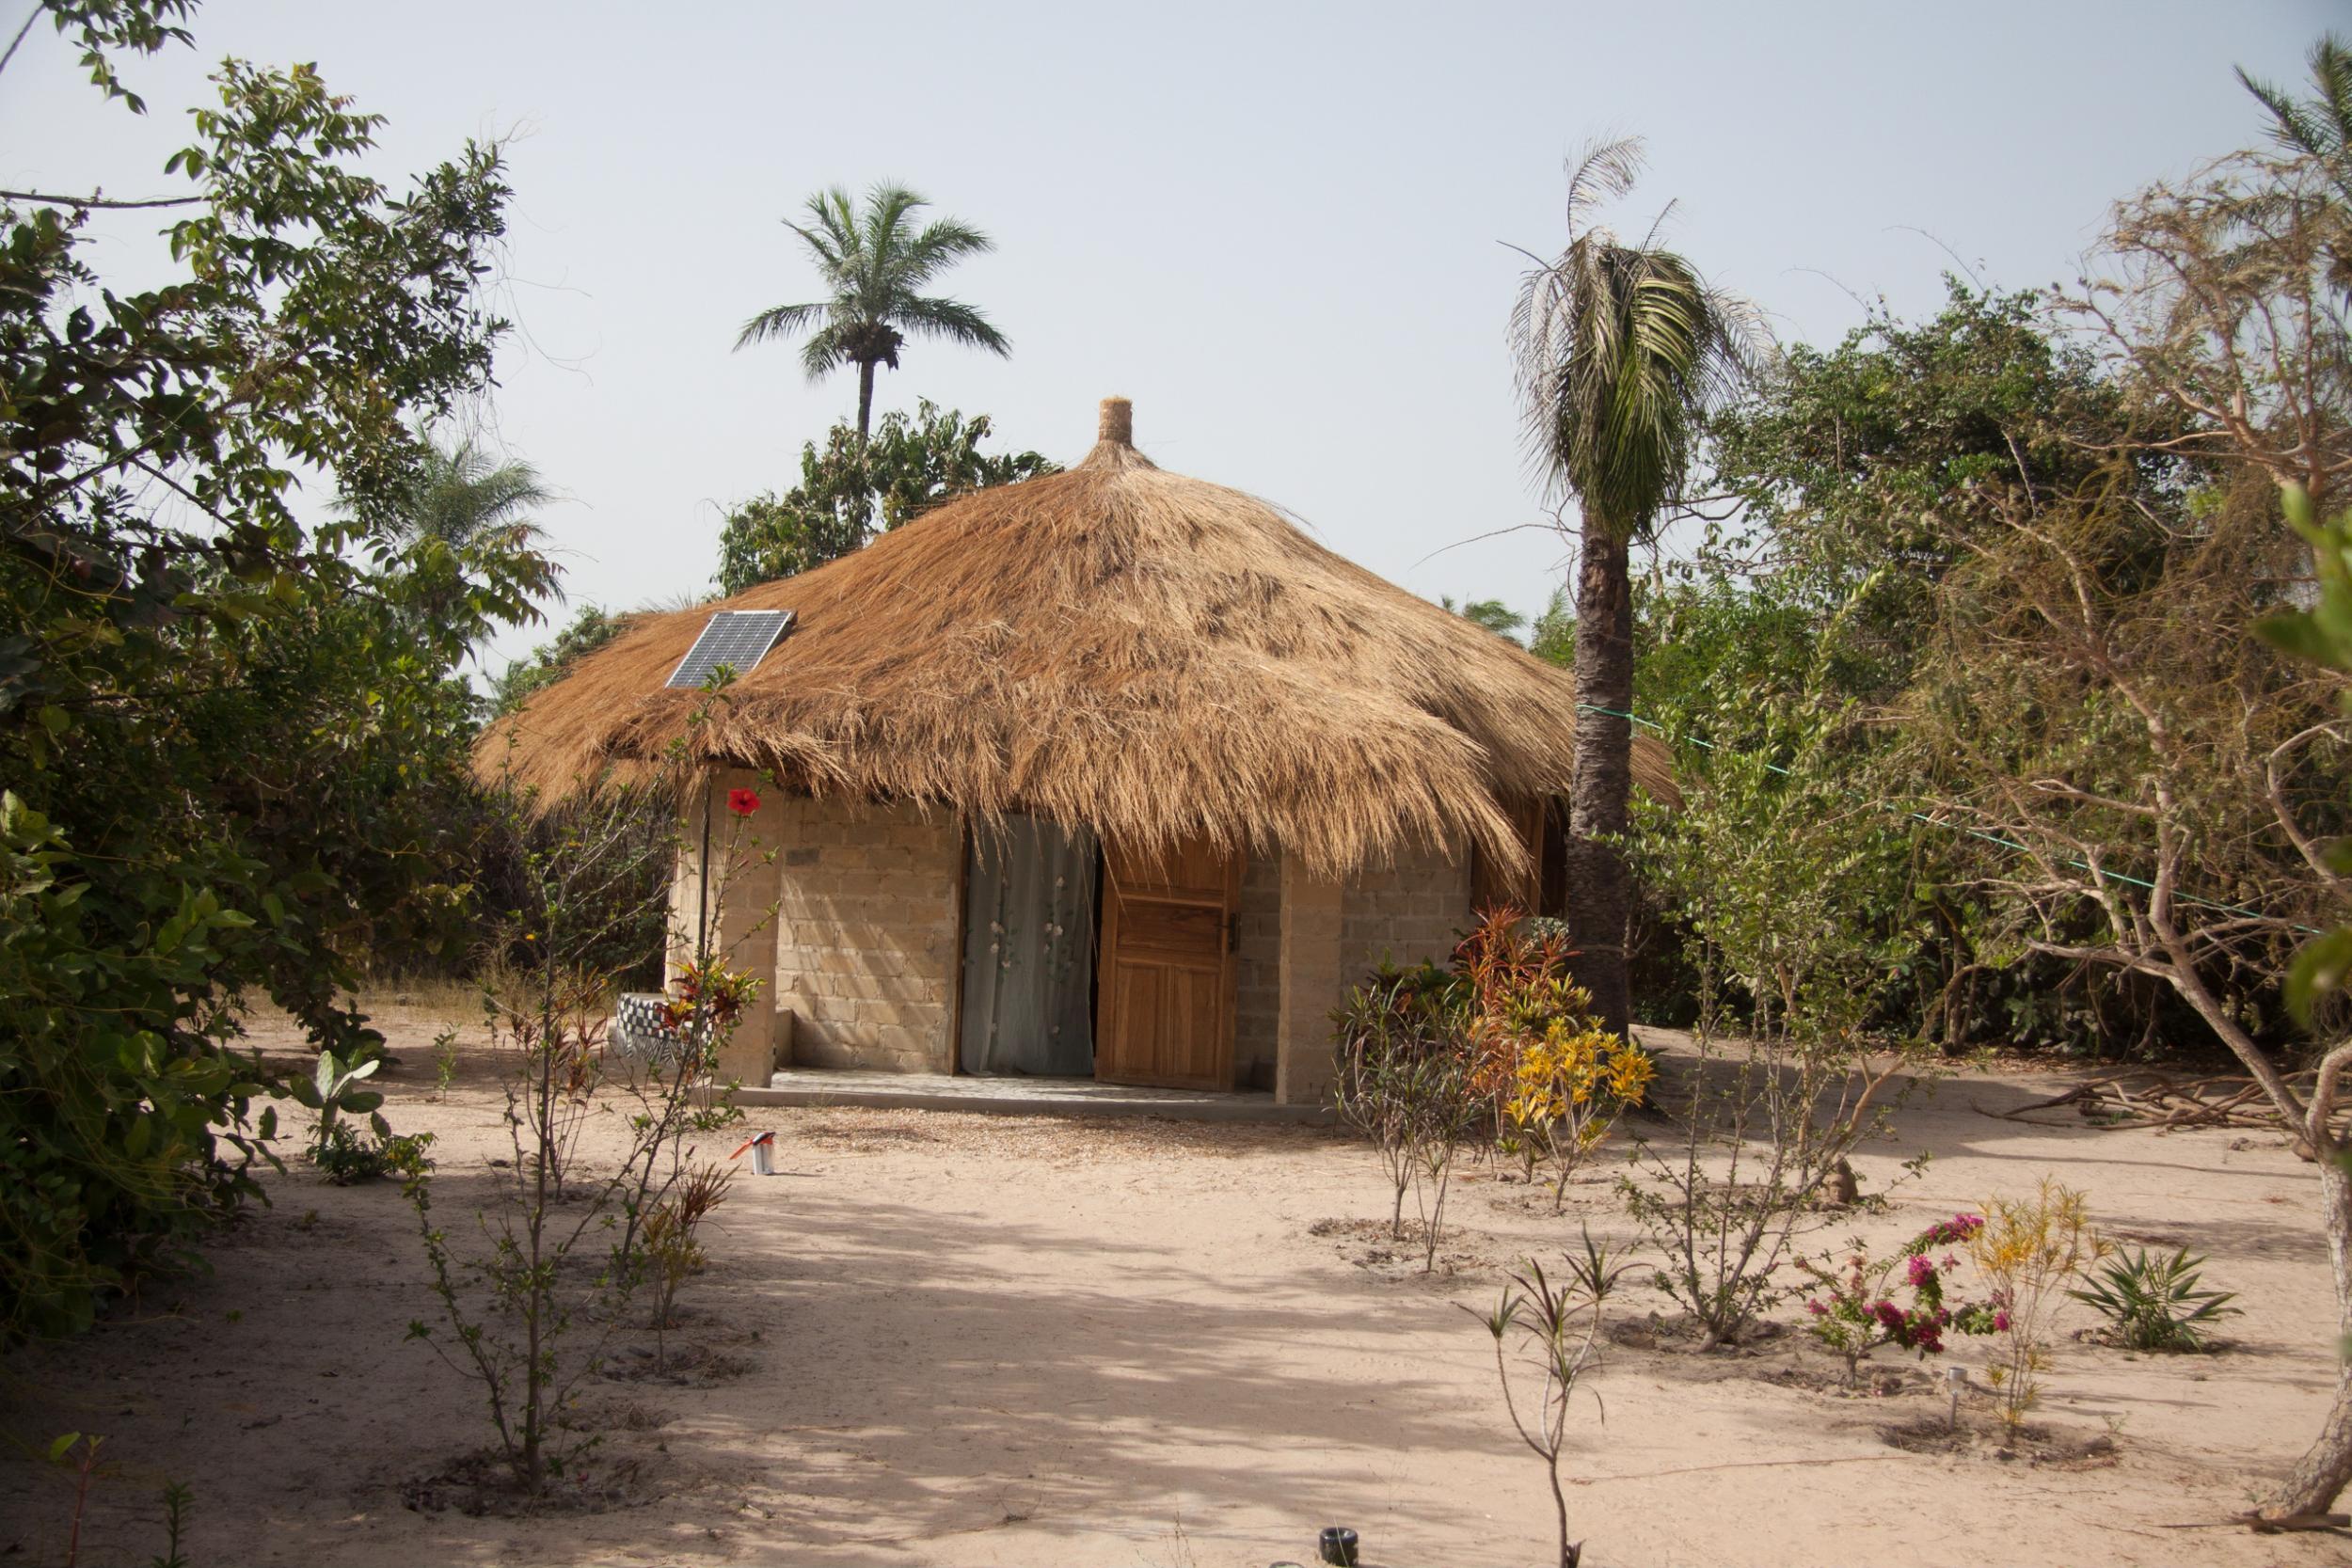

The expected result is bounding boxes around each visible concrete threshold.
[723,1069,1331,1125]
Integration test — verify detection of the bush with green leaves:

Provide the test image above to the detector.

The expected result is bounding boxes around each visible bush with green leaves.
[1329,960,1483,1269]
[2068,1246,2241,1354]
[0,3,550,1338]
[407,761,763,1494]
[715,402,1057,592]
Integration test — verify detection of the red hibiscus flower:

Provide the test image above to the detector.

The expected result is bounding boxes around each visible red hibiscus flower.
[726,787,761,817]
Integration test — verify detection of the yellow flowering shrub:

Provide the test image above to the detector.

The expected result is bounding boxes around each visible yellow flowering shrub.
[1965,1177,2106,1432]
[1492,972,1654,1208]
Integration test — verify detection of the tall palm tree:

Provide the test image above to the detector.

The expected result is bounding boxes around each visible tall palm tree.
[735,184,1009,443]
[1509,137,1764,1037]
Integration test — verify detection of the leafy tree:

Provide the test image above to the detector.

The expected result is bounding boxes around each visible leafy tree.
[716,401,1056,593]
[1903,41,2352,1509]
[734,183,1008,443]
[488,603,630,720]
[0,2,548,1337]
[1708,282,2141,707]
[1687,282,2198,1053]
[1508,137,1762,1037]
[1528,587,1575,667]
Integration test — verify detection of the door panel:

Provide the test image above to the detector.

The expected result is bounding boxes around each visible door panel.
[1095,834,1240,1089]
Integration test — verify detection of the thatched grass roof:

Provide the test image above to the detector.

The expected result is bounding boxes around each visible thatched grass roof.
[480,399,1673,878]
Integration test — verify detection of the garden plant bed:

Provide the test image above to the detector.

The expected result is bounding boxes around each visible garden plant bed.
[0,1012,2346,1566]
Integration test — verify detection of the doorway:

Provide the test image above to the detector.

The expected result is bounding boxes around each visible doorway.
[1093,835,1242,1090]
[958,815,1100,1076]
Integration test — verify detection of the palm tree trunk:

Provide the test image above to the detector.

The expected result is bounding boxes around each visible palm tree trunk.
[1565,525,1635,1040]
[855,360,876,445]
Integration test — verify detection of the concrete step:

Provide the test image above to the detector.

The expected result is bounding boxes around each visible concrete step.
[724,1069,1330,1124]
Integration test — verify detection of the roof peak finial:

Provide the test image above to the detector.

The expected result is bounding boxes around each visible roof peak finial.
[1099,396,1133,446]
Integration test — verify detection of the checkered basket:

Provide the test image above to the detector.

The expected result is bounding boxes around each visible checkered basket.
[610,991,709,1067]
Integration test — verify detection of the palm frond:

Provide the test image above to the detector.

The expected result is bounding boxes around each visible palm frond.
[1507,148,1769,539]
[2242,35,2352,157]
[397,436,552,548]
[798,321,855,381]
[1563,135,1645,232]
[862,182,926,275]
[900,216,995,287]
[893,293,1009,355]
[734,300,828,353]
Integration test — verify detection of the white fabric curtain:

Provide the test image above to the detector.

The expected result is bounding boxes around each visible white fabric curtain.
[960,815,1098,1076]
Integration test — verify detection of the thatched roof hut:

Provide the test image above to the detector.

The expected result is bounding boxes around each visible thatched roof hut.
[484,398,1668,880]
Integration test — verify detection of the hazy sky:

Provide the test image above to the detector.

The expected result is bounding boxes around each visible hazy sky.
[5,1,2341,674]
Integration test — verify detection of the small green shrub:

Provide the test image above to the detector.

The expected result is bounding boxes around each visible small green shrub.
[2067,1246,2240,1353]
[310,1123,436,1186]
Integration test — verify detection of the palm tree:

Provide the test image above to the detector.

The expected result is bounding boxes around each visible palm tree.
[363,436,554,636]
[735,183,1009,444]
[1441,595,1529,641]
[397,436,551,552]
[1508,138,1764,1038]
[2240,33,2352,206]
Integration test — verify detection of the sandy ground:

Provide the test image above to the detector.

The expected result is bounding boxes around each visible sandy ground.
[3,1001,2348,1568]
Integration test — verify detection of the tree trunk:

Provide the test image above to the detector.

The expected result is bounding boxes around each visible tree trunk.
[2158,946,2352,1516]
[2269,1152,2352,1517]
[1565,526,1635,1039]
[855,359,876,445]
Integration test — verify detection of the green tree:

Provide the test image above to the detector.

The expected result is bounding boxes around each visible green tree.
[716,402,1056,593]
[1708,282,2140,707]
[0,1,548,1337]
[1508,137,1762,1037]
[1528,587,1575,667]
[734,183,1009,444]
[488,602,629,720]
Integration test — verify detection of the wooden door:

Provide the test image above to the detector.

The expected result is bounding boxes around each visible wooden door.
[1094,834,1241,1089]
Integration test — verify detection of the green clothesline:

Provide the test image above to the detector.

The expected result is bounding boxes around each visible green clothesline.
[1575,702,2322,936]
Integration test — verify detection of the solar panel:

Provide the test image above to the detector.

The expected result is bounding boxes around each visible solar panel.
[666,610,794,689]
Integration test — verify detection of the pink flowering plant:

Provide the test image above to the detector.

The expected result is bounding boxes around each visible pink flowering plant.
[1797,1213,2003,1385]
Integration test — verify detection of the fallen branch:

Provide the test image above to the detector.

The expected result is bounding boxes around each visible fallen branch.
[1979,1069,2350,1143]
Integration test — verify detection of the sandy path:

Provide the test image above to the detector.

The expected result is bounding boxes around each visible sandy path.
[2,1010,2345,1567]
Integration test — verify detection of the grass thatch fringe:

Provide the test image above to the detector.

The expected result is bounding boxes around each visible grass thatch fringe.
[479,408,1673,879]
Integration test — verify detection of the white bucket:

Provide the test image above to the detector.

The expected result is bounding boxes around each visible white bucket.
[749,1132,775,1176]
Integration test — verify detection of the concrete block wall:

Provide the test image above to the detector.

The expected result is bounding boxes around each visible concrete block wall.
[671,779,1472,1098]
[1231,847,1283,1090]
[670,770,786,1083]
[1339,834,1473,984]
[1275,861,1344,1106]
[763,793,962,1073]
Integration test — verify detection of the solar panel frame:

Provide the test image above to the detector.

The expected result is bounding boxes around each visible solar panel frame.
[666,610,794,689]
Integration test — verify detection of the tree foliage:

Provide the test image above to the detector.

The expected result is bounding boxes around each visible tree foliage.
[714,401,1056,594]
[488,602,631,721]
[0,2,548,1338]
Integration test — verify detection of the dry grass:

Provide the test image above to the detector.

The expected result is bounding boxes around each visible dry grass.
[480,401,1672,878]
